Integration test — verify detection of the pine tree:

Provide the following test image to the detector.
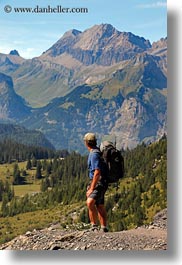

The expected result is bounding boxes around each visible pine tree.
[32,156,37,167]
[35,161,42,179]
[40,176,50,192]
[13,163,22,185]
[1,193,9,217]
[26,159,32,170]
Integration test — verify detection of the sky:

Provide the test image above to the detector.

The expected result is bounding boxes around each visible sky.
[0,0,167,59]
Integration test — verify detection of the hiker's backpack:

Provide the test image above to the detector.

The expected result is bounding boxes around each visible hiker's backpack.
[100,141,124,184]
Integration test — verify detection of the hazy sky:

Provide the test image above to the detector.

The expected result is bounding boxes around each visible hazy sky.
[0,0,167,58]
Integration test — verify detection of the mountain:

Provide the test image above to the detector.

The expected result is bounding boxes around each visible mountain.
[0,123,55,150]
[150,37,167,57]
[44,24,151,65]
[0,24,154,107]
[0,73,31,122]
[9,50,20,56]
[22,81,166,152]
[0,50,25,73]
[0,24,167,152]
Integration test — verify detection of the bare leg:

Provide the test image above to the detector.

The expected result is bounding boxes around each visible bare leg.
[87,197,98,225]
[96,204,107,227]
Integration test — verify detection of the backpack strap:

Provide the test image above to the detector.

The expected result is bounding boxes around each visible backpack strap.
[91,148,108,185]
[91,148,101,155]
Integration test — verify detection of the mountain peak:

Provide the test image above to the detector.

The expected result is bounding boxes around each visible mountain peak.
[90,23,117,35]
[9,50,20,56]
[78,23,118,44]
[43,29,81,57]
[42,23,151,66]
[152,37,167,50]
[62,29,82,38]
[72,24,151,65]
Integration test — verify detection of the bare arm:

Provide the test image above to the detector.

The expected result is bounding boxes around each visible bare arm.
[87,169,101,197]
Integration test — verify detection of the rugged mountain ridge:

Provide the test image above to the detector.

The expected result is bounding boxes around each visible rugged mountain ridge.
[44,24,151,66]
[21,48,167,151]
[0,24,165,107]
[0,24,167,152]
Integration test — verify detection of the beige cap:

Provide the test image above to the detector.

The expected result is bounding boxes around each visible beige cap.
[83,133,97,142]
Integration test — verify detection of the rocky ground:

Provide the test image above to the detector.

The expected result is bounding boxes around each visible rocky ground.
[0,209,167,251]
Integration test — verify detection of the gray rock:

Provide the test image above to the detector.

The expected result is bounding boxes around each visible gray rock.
[0,209,167,251]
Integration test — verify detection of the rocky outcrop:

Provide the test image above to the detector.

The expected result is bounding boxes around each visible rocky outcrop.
[111,95,166,150]
[151,38,167,54]
[0,209,167,250]
[0,51,25,72]
[9,50,20,56]
[0,73,31,121]
[45,24,151,66]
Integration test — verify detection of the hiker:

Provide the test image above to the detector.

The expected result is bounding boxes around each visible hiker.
[83,132,108,232]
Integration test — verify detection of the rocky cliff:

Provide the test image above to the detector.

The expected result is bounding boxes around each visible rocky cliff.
[0,73,31,121]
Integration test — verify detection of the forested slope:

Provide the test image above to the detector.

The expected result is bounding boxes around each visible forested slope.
[0,136,167,243]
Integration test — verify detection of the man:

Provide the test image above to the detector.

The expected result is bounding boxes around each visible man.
[83,132,108,232]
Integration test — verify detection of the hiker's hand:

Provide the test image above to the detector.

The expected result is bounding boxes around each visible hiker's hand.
[86,188,93,198]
